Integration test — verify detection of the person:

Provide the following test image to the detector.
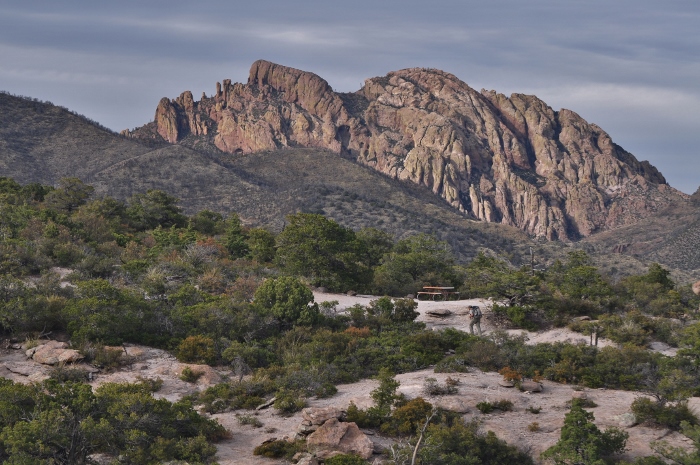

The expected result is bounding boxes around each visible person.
[468,305,482,336]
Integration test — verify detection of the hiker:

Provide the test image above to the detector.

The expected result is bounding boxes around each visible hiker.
[468,305,482,335]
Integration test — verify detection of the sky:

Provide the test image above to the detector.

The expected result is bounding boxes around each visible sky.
[1,1,698,193]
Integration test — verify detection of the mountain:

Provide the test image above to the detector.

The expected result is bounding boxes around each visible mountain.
[0,67,697,275]
[128,60,687,241]
[0,91,552,266]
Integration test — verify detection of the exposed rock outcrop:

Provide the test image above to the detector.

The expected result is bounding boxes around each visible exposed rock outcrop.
[306,418,374,460]
[27,341,83,365]
[134,60,686,240]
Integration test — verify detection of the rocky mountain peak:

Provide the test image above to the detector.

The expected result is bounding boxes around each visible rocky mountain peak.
[132,61,686,241]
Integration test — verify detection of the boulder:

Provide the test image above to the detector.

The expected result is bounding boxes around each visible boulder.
[307,418,373,460]
[28,371,51,383]
[57,349,83,364]
[616,412,638,428]
[520,380,543,392]
[293,453,319,465]
[426,309,452,317]
[302,407,344,425]
[571,391,587,399]
[498,379,515,388]
[297,423,320,435]
[4,361,48,377]
[32,341,71,365]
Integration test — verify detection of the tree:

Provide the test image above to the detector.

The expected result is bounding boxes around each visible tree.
[125,189,187,231]
[643,263,675,291]
[418,419,534,465]
[373,234,459,296]
[223,213,249,259]
[189,210,224,235]
[462,252,541,306]
[367,297,419,324]
[253,276,319,327]
[355,227,393,270]
[246,228,276,263]
[275,213,365,291]
[541,400,628,465]
[44,177,94,213]
[653,421,700,464]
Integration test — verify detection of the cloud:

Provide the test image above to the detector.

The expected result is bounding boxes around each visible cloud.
[0,0,698,192]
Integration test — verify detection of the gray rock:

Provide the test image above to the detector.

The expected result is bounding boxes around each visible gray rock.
[302,407,344,425]
[616,412,638,428]
[520,380,543,392]
[307,418,373,460]
[498,379,515,388]
[4,361,48,377]
[426,309,452,317]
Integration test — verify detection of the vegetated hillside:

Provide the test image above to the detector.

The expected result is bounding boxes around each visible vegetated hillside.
[581,193,700,277]
[0,92,162,184]
[131,59,689,241]
[0,91,539,264]
[0,90,691,276]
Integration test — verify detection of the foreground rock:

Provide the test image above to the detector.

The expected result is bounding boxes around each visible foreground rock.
[27,341,82,365]
[520,380,543,392]
[306,418,374,460]
[302,407,344,425]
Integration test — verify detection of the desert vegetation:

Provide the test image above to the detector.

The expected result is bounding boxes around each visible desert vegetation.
[1,176,700,463]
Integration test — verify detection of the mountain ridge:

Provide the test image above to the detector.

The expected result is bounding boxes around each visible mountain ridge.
[127,60,687,241]
[1,70,698,275]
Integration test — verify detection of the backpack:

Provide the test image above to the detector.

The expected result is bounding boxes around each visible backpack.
[471,306,482,317]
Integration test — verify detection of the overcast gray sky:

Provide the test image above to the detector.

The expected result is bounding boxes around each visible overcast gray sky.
[1,1,698,193]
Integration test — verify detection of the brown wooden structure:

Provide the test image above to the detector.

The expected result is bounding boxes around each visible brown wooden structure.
[416,286,460,301]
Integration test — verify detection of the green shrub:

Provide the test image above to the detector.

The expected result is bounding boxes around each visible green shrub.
[180,366,204,383]
[48,365,89,383]
[419,419,534,464]
[381,397,434,436]
[476,401,494,414]
[346,402,382,429]
[274,389,307,415]
[631,398,697,430]
[423,377,458,396]
[253,439,305,459]
[197,380,275,413]
[476,399,513,413]
[325,454,368,465]
[236,414,263,428]
[569,397,598,409]
[492,399,514,411]
[80,343,130,370]
[434,356,470,373]
[176,335,216,365]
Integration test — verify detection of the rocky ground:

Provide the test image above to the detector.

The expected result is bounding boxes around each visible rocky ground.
[0,292,694,464]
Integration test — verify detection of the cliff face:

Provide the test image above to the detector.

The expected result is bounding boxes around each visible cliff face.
[132,60,686,240]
